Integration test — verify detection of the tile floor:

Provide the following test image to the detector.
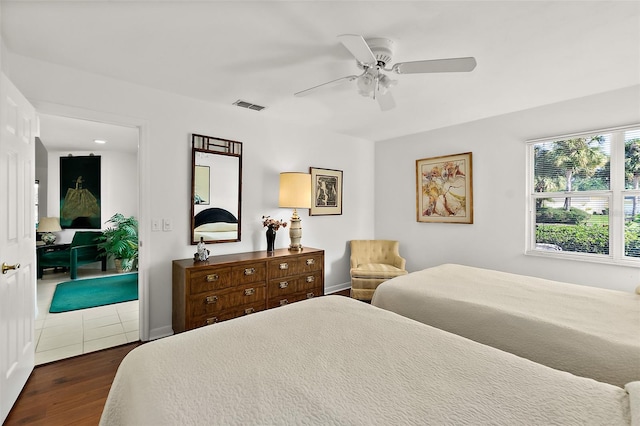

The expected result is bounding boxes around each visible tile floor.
[36,268,139,365]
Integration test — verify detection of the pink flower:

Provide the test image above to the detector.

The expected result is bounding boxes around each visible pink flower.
[262,215,287,231]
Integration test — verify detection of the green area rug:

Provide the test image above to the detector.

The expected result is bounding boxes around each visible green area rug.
[49,273,138,313]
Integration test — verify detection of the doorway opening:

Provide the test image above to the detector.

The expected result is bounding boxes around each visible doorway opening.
[35,114,140,365]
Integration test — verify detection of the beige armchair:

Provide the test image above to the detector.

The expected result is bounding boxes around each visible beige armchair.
[350,240,408,301]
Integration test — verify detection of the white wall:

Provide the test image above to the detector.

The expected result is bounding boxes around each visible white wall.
[35,138,48,218]
[375,85,640,292]
[5,53,375,339]
[44,150,138,245]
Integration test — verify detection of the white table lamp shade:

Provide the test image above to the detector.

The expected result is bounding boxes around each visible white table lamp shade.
[38,217,62,233]
[279,172,311,209]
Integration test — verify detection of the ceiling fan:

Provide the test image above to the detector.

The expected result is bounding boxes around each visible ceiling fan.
[294,34,477,111]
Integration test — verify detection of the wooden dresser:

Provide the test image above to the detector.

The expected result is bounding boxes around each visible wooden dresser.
[172,247,324,332]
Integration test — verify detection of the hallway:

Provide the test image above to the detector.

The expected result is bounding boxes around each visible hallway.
[36,269,139,365]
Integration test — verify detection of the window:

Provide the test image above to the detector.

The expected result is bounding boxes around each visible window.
[527,125,640,266]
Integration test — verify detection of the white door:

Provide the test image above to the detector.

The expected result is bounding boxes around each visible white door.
[0,72,37,423]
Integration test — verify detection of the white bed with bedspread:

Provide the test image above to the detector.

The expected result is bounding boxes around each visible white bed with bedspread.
[100,296,637,425]
[371,263,640,388]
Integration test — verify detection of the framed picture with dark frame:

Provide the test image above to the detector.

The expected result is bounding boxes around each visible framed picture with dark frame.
[59,155,102,229]
[416,152,473,224]
[310,167,343,216]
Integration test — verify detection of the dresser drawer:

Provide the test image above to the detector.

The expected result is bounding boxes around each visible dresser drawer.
[267,277,300,299]
[190,284,265,317]
[267,258,298,279]
[297,271,322,292]
[267,288,321,309]
[302,286,323,300]
[268,271,322,298]
[267,292,303,309]
[297,254,323,274]
[231,263,266,284]
[190,301,266,328]
[189,267,232,294]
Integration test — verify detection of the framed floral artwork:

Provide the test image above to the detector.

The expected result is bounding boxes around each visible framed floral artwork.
[310,167,343,216]
[416,152,473,224]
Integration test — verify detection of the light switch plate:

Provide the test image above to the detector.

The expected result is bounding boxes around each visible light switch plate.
[152,218,161,231]
[163,218,173,231]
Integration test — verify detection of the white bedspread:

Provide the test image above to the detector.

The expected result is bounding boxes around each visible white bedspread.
[101,296,635,425]
[371,263,640,388]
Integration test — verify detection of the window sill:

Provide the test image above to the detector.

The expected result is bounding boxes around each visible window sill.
[525,249,640,268]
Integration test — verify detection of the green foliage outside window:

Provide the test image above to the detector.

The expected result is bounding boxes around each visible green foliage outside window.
[535,218,640,258]
[536,207,590,224]
[625,220,640,257]
[536,224,609,254]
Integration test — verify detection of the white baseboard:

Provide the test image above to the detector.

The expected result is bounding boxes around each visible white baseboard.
[324,281,350,295]
[148,325,174,341]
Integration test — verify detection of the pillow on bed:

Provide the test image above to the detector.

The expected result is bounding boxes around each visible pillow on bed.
[195,223,238,233]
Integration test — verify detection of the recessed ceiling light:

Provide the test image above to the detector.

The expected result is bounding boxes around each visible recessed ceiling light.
[94,139,107,144]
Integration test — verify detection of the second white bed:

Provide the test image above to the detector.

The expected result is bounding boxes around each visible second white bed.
[371,263,640,388]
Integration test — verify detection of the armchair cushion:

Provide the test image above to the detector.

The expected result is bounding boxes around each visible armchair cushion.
[351,263,408,279]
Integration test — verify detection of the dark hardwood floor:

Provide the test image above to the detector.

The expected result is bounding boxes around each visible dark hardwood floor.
[4,342,141,425]
[5,289,351,425]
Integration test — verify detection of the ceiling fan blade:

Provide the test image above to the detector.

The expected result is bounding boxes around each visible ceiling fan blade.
[391,57,477,74]
[294,74,359,97]
[337,34,377,66]
[376,89,396,111]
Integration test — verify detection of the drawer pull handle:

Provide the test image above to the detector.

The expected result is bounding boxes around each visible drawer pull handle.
[279,299,289,306]
[205,274,219,282]
[244,307,255,315]
[244,288,255,296]
[205,295,218,304]
[279,281,289,289]
[306,276,315,283]
[306,292,315,299]
[279,263,289,270]
[205,317,218,325]
[306,258,315,266]
[244,268,255,276]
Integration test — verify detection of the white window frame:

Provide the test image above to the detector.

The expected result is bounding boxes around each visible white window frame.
[525,124,640,267]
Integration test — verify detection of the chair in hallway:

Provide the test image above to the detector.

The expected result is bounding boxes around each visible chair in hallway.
[37,231,106,279]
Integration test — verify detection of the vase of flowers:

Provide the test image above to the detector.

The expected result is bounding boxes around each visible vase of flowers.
[262,216,287,252]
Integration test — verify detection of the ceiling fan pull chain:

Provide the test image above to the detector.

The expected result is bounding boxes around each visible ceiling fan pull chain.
[373,69,380,100]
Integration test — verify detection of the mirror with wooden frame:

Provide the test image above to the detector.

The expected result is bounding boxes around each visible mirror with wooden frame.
[191,134,242,244]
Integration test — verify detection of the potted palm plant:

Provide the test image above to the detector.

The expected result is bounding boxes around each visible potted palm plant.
[98,213,138,273]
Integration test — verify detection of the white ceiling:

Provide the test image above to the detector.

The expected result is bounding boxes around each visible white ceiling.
[2,1,639,145]
[37,114,139,153]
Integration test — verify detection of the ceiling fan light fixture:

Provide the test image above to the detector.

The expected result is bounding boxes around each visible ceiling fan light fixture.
[357,69,376,96]
[294,34,476,110]
[378,74,397,94]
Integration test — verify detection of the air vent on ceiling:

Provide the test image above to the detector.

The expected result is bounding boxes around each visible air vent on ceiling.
[233,100,266,112]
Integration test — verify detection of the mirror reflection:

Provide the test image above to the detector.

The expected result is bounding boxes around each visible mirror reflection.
[191,134,242,244]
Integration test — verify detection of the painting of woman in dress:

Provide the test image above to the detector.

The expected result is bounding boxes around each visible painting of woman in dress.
[60,156,101,229]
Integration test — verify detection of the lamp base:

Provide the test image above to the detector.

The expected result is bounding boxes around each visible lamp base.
[41,232,57,245]
[288,216,303,251]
